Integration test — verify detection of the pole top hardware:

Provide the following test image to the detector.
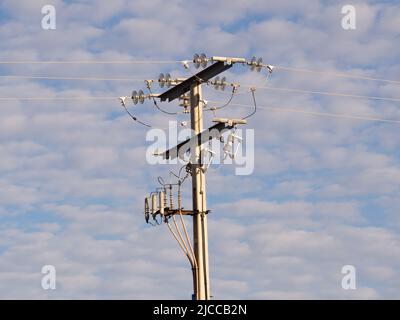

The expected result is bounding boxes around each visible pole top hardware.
[211,56,247,65]
[212,118,247,126]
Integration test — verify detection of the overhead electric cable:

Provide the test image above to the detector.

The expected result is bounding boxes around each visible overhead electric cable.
[207,100,400,124]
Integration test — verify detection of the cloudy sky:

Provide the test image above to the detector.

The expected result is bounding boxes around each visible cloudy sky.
[0,0,400,299]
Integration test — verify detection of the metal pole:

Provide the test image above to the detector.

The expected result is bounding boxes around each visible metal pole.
[190,82,210,300]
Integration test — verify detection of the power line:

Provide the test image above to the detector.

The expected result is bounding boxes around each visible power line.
[2,94,399,124]
[2,78,399,104]
[241,88,257,120]
[1,58,399,86]
[205,86,238,111]
[272,65,400,86]
[146,82,179,115]
[0,75,146,82]
[1,73,399,104]
[0,96,116,101]
[241,85,400,103]
[208,100,400,124]
[0,60,183,65]
[120,98,152,128]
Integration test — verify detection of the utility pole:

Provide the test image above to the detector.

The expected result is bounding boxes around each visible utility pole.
[129,54,266,300]
[190,82,210,299]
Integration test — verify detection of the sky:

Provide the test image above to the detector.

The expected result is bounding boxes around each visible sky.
[0,0,400,299]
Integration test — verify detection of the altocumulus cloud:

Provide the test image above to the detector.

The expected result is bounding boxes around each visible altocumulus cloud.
[0,0,400,299]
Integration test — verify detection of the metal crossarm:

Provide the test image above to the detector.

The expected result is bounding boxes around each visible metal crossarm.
[159,122,231,160]
[158,61,232,102]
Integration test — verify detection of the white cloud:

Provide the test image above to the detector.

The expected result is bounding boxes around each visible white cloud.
[0,0,399,299]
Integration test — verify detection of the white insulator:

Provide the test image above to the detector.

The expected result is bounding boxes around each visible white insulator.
[151,193,158,214]
[159,191,165,215]
[144,196,150,223]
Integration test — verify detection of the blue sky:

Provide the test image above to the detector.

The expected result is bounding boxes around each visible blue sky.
[0,0,400,299]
